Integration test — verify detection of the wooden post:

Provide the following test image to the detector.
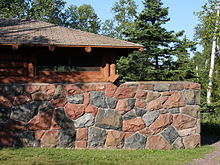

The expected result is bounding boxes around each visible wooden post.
[110,54,116,76]
[28,62,34,77]
[109,53,119,83]
[28,55,36,78]
[23,55,28,77]
[102,55,110,81]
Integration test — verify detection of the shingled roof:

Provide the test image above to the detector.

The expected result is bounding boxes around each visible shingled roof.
[0,19,143,49]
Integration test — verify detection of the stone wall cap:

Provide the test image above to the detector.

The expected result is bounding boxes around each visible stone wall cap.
[123,81,199,84]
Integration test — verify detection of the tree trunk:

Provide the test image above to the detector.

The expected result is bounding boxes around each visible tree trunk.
[207,3,220,104]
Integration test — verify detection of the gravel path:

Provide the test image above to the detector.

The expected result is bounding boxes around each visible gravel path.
[186,142,220,165]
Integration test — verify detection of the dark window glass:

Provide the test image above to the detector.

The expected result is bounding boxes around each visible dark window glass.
[37,55,101,72]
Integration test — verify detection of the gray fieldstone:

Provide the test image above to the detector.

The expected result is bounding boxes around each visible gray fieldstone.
[128,98,136,109]
[55,107,75,129]
[122,110,137,120]
[3,85,24,96]
[95,109,122,130]
[31,91,51,101]
[154,84,170,92]
[53,85,65,99]
[158,109,169,114]
[135,107,147,117]
[90,91,107,108]
[146,91,161,103]
[0,106,11,123]
[172,137,184,149]
[15,131,40,147]
[124,132,147,149]
[161,125,179,144]
[75,113,94,128]
[88,127,107,148]
[184,90,195,105]
[67,94,84,104]
[194,90,200,105]
[169,108,180,114]
[142,111,160,127]
[11,101,40,122]
[180,105,200,118]
[106,97,117,109]
[38,101,54,113]
[59,129,76,148]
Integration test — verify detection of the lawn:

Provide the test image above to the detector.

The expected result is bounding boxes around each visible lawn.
[0,145,215,165]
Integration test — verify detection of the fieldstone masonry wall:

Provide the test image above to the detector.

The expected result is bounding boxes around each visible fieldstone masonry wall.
[0,82,200,149]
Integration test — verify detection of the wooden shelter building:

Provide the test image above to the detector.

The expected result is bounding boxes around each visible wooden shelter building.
[0,19,143,83]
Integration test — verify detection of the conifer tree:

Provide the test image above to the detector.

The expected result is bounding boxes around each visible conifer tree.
[118,0,195,81]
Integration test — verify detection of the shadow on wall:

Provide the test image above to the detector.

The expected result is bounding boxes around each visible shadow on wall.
[0,84,76,148]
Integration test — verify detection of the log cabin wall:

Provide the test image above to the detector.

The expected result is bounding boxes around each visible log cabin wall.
[0,46,119,83]
[0,46,27,77]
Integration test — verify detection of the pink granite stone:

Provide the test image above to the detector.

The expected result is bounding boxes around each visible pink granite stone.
[64,104,85,120]
[123,118,145,132]
[150,114,173,133]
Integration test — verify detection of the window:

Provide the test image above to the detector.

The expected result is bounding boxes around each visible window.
[37,54,101,73]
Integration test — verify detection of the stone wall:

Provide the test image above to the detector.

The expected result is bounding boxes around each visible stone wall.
[0,82,200,149]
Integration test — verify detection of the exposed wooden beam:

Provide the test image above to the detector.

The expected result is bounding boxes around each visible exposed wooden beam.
[12,44,19,50]
[139,47,144,52]
[85,46,92,53]
[48,45,56,51]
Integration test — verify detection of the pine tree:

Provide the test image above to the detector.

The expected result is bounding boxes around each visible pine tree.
[118,0,195,81]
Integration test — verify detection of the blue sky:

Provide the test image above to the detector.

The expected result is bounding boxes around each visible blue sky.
[66,0,207,41]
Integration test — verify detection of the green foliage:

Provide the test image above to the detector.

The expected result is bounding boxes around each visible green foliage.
[194,0,220,118]
[101,0,137,38]
[101,19,118,37]
[118,51,152,81]
[0,0,28,18]
[0,146,215,165]
[194,0,220,47]
[28,0,66,25]
[0,0,101,33]
[0,0,66,25]
[118,0,196,81]
[65,4,101,34]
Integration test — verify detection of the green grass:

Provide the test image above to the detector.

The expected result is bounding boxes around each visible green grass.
[0,146,215,165]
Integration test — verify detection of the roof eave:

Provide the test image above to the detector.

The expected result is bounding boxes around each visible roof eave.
[0,43,144,50]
